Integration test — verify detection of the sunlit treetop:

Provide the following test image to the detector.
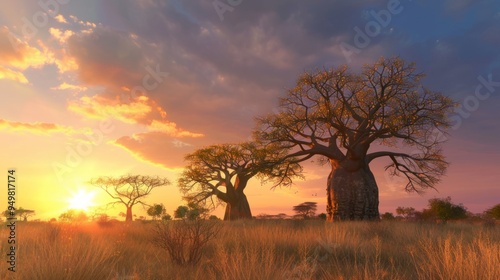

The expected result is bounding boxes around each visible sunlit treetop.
[178,142,303,209]
[256,57,457,193]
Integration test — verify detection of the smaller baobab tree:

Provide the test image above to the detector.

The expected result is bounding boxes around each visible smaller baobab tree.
[90,175,170,222]
[179,142,302,221]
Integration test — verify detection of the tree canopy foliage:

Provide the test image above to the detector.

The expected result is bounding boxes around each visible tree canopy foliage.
[424,197,467,221]
[485,204,500,219]
[256,57,455,192]
[255,57,456,220]
[174,203,209,220]
[178,142,302,220]
[147,204,166,220]
[396,206,417,219]
[293,202,318,219]
[3,207,36,221]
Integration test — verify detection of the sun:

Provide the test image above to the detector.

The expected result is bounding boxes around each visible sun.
[67,189,96,211]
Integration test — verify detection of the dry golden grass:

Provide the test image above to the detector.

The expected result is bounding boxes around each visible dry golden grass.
[0,220,498,279]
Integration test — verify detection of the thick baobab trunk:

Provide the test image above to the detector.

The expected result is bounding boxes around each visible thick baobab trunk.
[223,192,252,221]
[326,162,379,221]
[125,206,133,222]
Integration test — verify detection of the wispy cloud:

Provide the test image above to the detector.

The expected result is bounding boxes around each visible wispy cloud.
[0,119,88,135]
[49,28,74,44]
[68,93,203,137]
[51,82,87,92]
[54,14,68,24]
[0,26,51,83]
[112,131,205,168]
[0,65,28,84]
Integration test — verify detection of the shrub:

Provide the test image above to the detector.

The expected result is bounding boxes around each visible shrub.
[485,204,500,219]
[381,212,395,220]
[425,197,467,222]
[151,219,221,266]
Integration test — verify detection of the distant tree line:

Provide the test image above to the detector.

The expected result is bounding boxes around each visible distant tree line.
[380,197,500,222]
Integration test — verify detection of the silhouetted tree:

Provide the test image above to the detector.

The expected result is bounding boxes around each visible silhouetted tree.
[90,175,170,222]
[174,203,209,220]
[179,142,302,221]
[396,206,416,220]
[59,209,88,222]
[485,204,500,219]
[424,197,467,222]
[256,57,456,221]
[174,206,189,219]
[3,207,36,221]
[162,214,172,221]
[381,212,395,220]
[147,204,166,220]
[293,202,318,219]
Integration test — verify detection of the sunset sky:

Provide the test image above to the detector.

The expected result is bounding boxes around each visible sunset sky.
[1,0,499,220]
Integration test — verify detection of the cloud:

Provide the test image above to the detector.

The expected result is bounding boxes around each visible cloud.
[0,65,28,84]
[68,94,153,123]
[68,14,97,28]
[54,14,68,24]
[51,82,87,92]
[68,92,203,137]
[49,28,74,44]
[112,131,206,168]
[149,120,204,138]
[0,26,49,70]
[0,119,87,135]
[0,26,51,83]
[66,26,155,89]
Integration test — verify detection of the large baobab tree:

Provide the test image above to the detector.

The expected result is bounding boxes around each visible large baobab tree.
[256,57,456,221]
[90,175,170,222]
[178,142,302,221]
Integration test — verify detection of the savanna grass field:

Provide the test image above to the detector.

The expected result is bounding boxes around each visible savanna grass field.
[1,219,499,280]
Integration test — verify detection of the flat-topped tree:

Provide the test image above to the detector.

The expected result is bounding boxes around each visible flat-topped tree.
[179,142,302,221]
[256,57,456,221]
[90,175,170,222]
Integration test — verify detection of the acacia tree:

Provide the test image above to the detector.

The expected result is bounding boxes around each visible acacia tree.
[396,206,416,220]
[3,207,36,221]
[256,57,456,221]
[179,142,302,221]
[90,175,170,222]
[293,202,318,219]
